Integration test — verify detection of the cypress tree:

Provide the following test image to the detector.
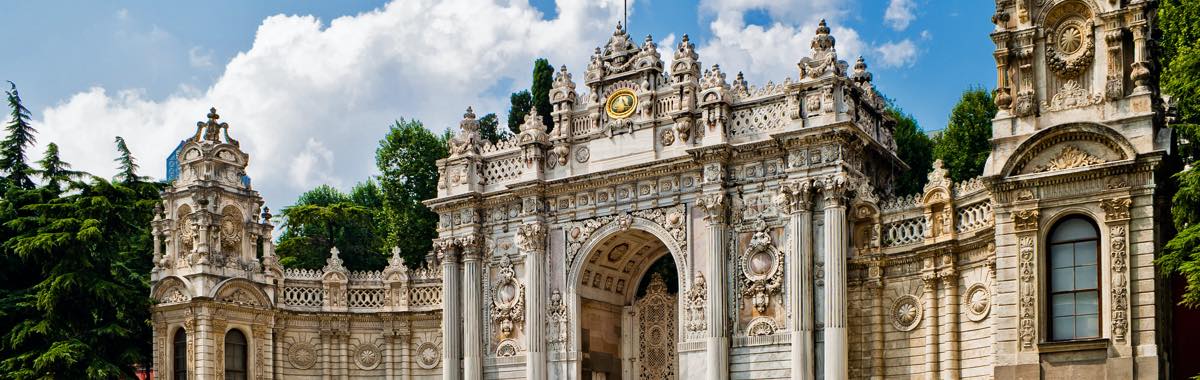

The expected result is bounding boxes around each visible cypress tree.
[531,58,555,131]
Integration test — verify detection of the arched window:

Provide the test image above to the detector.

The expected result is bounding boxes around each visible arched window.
[224,329,248,380]
[172,328,187,380]
[1047,216,1101,341]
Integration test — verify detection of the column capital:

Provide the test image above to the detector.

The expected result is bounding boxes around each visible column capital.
[697,192,727,224]
[818,174,850,207]
[777,179,814,215]
[516,221,548,254]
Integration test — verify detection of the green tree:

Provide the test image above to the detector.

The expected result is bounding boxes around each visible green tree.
[933,87,997,182]
[507,90,532,135]
[34,143,82,193]
[1,81,37,191]
[889,106,935,195]
[275,184,387,271]
[531,58,555,131]
[477,113,508,143]
[113,136,147,183]
[376,119,447,267]
[1155,0,1200,306]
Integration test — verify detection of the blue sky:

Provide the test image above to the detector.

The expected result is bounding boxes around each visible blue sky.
[1,0,996,211]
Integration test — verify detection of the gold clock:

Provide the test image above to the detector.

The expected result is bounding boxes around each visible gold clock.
[605,89,638,119]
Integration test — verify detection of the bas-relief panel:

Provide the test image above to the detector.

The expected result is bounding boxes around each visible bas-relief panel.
[734,224,787,336]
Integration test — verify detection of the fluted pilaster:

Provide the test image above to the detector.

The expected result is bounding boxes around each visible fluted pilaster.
[440,243,462,380]
[520,222,548,380]
[822,186,849,380]
[698,192,729,380]
[782,181,815,380]
[463,250,483,380]
[923,274,940,380]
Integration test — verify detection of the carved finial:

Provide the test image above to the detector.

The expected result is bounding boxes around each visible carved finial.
[681,34,690,43]
[261,206,272,221]
[851,56,873,84]
[464,106,476,120]
[812,19,837,53]
[194,106,229,143]
[207,107,220,123]
[615,21,624,35]
[645,34,653,44]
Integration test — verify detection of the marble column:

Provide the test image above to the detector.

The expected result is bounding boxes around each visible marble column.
[941,272,960,380]
[822,186,849,380]
[784,183,815,380]
[521,222,548,380]
[462,248,483,380]
[922,274,940,380]
[440,243,462,380]
[698,193,729,380]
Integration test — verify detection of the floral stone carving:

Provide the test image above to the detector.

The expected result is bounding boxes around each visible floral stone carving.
[288,341,317,369]
[964,283,992,322]
[891,294,922,331]
[354,343,382,370]
[416,342,440,369]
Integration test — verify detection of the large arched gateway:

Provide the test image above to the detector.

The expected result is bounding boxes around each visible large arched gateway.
[151,2,1175,378]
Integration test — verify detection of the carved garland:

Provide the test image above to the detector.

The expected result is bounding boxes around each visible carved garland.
[491,256,526,339]
[683,273,708,339]
[1018,235,1037,350]
[546,290,569,351]
[1103,196,1132,343]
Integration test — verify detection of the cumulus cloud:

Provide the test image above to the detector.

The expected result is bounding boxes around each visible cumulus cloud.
[874,39,918,68]
[884,0,916,31]
[33,0,624,208]
[695,0,866,86]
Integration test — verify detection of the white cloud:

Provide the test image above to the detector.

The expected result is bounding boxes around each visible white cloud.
[874,39,918,68]
[884,0,916,31]
[188,46,213,68]
[33,0,624,209]
[695,0,867,86]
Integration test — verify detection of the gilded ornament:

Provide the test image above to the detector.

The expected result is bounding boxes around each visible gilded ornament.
[605,88,638,119]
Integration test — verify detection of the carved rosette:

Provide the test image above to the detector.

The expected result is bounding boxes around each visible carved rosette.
[739,221,784,314]
[288,341,317,369]
[964,283,992,322]
[1045,17,1095,79]
[354,343,382,370]
[490,256,525,339]
[416,342,441,369]
[891,294,922,331]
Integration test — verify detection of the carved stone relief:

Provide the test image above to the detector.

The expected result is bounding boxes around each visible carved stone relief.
[1018,235,1036,350]
[739,221,784,314]
[490,256,525,339]
[416,342,441,369]
[964,283,992,322]
[354,343,382,370]
[288,340,318,369]
[1034,145,1106,172]
[684,272,708,340]
[891,294,922,331]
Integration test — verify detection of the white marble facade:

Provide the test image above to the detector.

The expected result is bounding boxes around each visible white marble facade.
[151,1,1174,379]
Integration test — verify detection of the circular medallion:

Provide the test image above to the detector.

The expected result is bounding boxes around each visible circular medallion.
[965,283,992,322]
[891,295,923,331]
[1059,25,1083,54]
[288,341,317,369]
[605,89,638,119]
[416,342,441,369]
[575,146,590,163]
[354,344,381,370]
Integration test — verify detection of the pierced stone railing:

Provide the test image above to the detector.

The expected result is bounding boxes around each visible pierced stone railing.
[281,283,325,309]
[955,200,994,233]
[728,100,788,138]
[409,283,443,308]
[283,267,322,280]
[482,155,523,184]
[883,217,927,247]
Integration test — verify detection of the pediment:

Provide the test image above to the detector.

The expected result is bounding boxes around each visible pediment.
[1018,142,1117,174]
[1003,123,1134,177]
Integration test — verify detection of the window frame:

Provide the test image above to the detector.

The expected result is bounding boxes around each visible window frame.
[224,329,249,380]
[1044,215,1103,342]
[172,328,187,380]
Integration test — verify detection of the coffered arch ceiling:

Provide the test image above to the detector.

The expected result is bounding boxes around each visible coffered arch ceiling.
[577,229,671,306]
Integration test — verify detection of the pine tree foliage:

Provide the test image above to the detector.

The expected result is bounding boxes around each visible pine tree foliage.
[477,113,508,143]
[933,87,997,182]
[1,81,37,191]
[112,136,146,184]
[1155,0,1200,306]
[35,143,82,193]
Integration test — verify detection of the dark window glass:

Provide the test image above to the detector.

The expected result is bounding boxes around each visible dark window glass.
[224,329,248,380]
[1047,217,1101,341]
[173,329,187,380]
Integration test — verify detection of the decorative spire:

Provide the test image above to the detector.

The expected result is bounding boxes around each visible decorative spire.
[323,246,346,273]
[812,19,837,54]
[851,56,873,85]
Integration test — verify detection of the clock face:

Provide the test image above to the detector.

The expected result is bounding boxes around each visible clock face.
[605,89,638,119]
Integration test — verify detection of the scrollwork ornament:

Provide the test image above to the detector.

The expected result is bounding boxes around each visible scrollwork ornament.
[739,221,783,313]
